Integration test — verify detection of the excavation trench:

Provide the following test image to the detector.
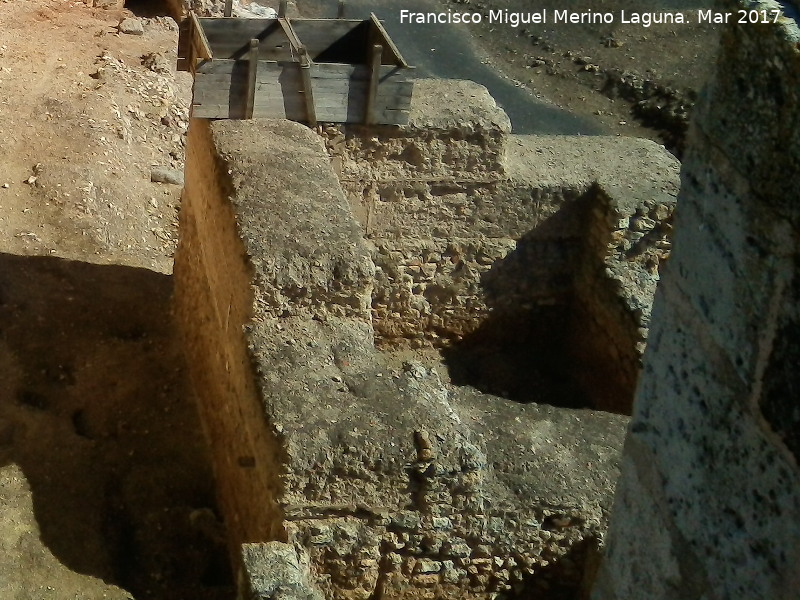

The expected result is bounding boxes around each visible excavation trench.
[0,254,234,600]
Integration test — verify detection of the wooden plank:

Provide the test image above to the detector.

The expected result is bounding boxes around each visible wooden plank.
[196,58,300,76]
[278,0,287,17]
[245,39,259,118]
[298,46,317,126]
[314,105,409,124]
[311,92,410,110]
[337,0,346,18]
[308,63,411,81]
[193,94,308,120]
[190,102,411,124]
[196,81,307,108]
[194,71,410,115]
[254,97,306,120]
[364,44,382,124]
[277,17,303,53]
[369,13,408,68]
[316,106,356,122]
[199,19,292,60]
[224,0,232,17]
[307,79,412,95]
[190,12,213,60]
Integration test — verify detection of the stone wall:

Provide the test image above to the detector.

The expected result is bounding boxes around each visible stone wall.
[323,87,679,412]
[593,1,800,597]
[175,116,631,600]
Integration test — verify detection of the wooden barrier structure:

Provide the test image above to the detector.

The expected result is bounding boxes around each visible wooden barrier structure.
[177,10,414,125]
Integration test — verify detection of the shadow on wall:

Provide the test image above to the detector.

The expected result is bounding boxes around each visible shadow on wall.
[0,253,233,600]
[442,191,625,411]
[124,0,176,18]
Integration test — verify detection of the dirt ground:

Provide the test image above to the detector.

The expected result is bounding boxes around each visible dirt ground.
[0,0,721,597]
[0,0,187,269]
[0,1,233,598]
[440,0,720,154]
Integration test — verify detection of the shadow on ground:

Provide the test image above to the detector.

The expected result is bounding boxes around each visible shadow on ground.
[0,253,233,600]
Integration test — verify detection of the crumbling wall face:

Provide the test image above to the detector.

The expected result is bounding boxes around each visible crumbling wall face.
[322,121,530,346]
[570,188,673,413]
[326,118,678,412]
[594,4,800,598]
[326,123,507,184]
[261,326,626,600]
[324,125,595,349]
[363,182,590,345]
[173,118,288,551]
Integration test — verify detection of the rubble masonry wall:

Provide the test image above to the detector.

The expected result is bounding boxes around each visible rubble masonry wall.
[174,113,632,600]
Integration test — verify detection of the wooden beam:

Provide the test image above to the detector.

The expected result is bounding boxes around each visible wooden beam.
[224,0,233,17]
[277,17,303,54]
[298,46,317,126]
[278,0,288,17]
[190,12,213,60]
[246,38,259,119]
[337,0,346,18]
[365,43,382,124]
[369,13,408,68]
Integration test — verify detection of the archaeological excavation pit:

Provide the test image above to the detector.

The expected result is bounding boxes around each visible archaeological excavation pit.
[3,0,797,596]
[172,77,680,600]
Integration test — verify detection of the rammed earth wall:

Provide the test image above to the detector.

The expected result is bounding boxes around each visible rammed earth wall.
[175,115,630,600]
[174,79,684,599]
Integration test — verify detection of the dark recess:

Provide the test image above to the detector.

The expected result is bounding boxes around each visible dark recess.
[125,0,172,18]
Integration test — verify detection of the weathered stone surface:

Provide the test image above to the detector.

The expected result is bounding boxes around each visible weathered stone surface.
[241,542,324,600]
[407,79,512,133]
[594,2,800,598]
[176,115,630,600]
[118,17,144,36]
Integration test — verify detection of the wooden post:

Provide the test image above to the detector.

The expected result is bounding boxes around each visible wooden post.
[224,0,233,17]
[246,38,259,119]
[298,46,317,126]
[278,0,288,17]
[337,0,346,18]
[364,44,382,124]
